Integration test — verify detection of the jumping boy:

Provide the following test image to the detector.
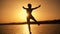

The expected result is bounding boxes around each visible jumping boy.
[23,4,41,34]
[23,4,41,25]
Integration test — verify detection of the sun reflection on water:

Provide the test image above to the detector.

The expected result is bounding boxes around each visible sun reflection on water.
[22,24,29,34]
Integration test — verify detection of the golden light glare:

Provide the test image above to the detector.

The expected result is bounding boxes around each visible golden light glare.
[17,9,28,22]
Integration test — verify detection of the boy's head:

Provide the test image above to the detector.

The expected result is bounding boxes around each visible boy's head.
[28,4,32,8]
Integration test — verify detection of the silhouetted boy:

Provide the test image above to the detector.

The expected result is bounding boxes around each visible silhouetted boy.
[23,4,41,25]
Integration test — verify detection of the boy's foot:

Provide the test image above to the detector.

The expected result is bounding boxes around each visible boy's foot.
[30,32,32,34]
[38,24,40,26]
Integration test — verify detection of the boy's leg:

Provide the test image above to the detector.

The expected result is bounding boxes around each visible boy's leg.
[27,17,30,22]
[27,17,32,34]
[28,24,32,34]
[31,16,40,25]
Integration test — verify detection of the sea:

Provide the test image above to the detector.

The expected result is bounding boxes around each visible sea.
[0,24,60,34]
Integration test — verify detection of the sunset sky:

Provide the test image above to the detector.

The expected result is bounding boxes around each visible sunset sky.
[0,0,60,34]
[0,0,60,23]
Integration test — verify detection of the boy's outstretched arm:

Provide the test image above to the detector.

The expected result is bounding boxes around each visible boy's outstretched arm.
[23,6,27,9]
[32,5,41,10]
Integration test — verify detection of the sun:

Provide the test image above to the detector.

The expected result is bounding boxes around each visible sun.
[17,9,27,22]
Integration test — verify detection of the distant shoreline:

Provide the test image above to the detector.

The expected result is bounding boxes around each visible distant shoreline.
[0,19,60,25]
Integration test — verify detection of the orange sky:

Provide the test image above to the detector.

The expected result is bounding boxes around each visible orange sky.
[0,0,60,23]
